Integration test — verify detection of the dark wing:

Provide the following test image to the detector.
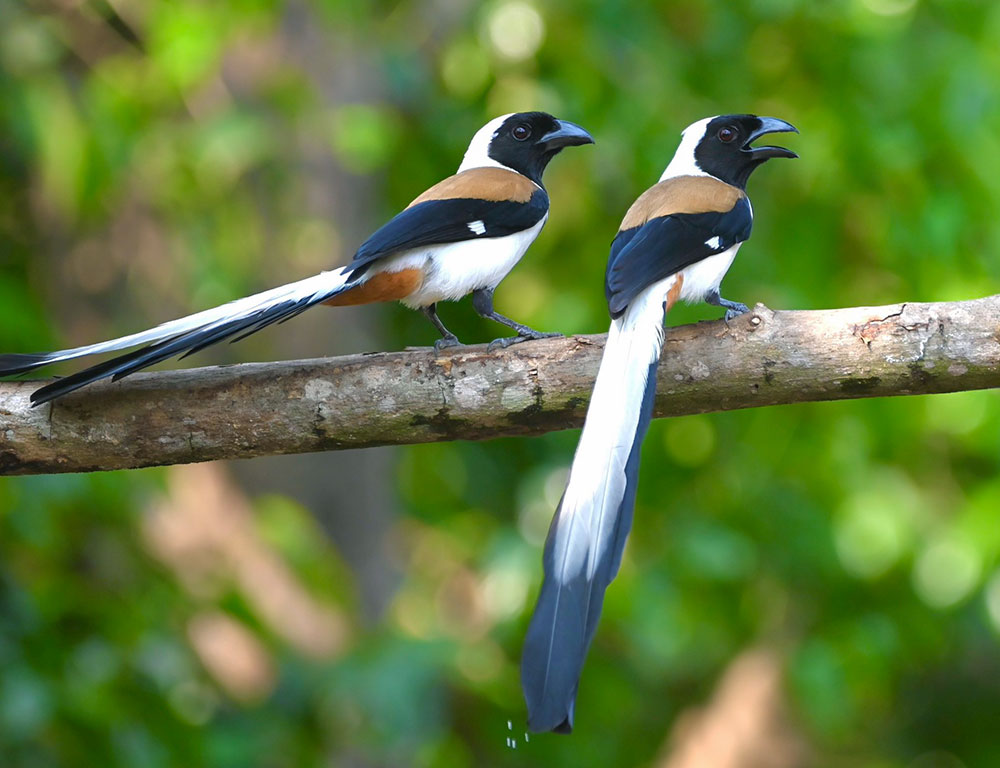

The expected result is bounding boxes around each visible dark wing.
[605,197,752,317]
[348,189,549,278]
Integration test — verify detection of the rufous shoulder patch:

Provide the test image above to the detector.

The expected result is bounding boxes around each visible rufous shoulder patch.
[407,167,539,208]
[619,176,744,230]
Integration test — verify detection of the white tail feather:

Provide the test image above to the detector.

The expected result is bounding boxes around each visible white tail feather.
[521,273,677,733]
[34,267,351,365]
[555,274,674,557]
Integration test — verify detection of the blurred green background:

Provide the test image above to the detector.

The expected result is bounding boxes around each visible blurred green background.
[2,0,1000,766]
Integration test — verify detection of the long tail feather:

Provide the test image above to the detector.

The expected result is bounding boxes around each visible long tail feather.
[521,274,678,734]
[0,268,354,406]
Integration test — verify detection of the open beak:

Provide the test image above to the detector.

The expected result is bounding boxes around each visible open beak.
[743,117,798,160]
[538,120,595,150]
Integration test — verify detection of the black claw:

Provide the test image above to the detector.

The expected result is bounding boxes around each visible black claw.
[487,335,523,351]
[724,303,750,321]
[518,329,562,341]
[706,290,750,321]
[434,336,461,351]
[487,329,561,352]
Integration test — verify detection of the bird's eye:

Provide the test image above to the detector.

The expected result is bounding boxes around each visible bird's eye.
[512,124,532,141]
[717,127,737,143]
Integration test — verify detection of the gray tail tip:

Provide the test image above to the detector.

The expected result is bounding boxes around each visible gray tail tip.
[29,389,55,408]
[526,701,575,734]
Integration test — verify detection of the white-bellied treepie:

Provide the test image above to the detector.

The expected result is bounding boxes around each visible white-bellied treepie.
[520,114,798,734]
[0,112,593,406]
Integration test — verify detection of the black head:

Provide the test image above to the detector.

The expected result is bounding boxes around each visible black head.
[688,114,798,189]
[461,112,594,185]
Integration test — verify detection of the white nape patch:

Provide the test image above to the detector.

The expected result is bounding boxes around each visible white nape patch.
[705,236,722,249]
[679,243,741,303]
[389,215,548,308]
[468,220,487,235]
[553,273,677,578]
[458,114,516,173]
[659,116,718,181]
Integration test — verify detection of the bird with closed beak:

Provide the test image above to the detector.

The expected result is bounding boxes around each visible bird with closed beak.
[521,114,798,734]
[0,111,593,406]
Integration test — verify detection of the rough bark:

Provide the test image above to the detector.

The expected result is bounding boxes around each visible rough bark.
[2,295,999,475]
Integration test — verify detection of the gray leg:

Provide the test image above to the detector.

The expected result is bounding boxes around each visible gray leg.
[471,288,561,350]
[705,289,750,321]
[421,304,461,350]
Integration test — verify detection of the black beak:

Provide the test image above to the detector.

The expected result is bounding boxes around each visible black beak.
[538,120,595,150]
[743,117,798,160]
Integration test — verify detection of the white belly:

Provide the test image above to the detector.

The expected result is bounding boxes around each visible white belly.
[678,244,741,303]
[376,215,547,308]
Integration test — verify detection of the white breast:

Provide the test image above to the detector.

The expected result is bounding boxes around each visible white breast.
[382,215,547,308]
[678,243,741,304]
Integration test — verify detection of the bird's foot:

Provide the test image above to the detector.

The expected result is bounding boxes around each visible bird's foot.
[434,335,461,352]
[487,335,525,351]
[705,289,750,322]
[487,329,561,352]
[724,302,750,321]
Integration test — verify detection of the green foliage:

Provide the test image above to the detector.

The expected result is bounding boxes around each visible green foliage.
[3,0,1000,765]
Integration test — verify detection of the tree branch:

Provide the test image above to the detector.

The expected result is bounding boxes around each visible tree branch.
[2,295,999,475]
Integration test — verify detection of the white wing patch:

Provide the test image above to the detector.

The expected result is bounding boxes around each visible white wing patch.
[468,220,487,235]
[705,236,722,249]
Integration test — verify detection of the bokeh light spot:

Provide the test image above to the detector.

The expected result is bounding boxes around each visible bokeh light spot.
[486,75,550,116]
[0,670,51,737]
[913,538,981,609]
[441,38,491,98]
[486,1,545,62]
[985,570,1000,634]
[167,680,217,725]
[329,105,400,174]
[492,270,546,324]
[906,751,968,768]
[664,415,716,466]
[925,391,989,436]
[517,466,567,546]
[835,483,918,579]
[860,0,917,16]
[455,640,504,683]
[481,562,530,622]
[393,589,435,639]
